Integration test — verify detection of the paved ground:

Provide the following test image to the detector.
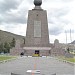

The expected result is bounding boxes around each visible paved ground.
[0,56,74,75]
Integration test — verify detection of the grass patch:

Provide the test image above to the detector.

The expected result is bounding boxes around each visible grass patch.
[64,58,75,62]
[0,55,16,61]
[57,56,75,63]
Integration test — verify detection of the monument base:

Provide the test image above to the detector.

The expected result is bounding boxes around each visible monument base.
[23,47,51,56]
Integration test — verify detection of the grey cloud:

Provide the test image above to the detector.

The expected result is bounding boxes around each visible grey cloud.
[49,26,63,35]
[0,0,28,24]
[0,14,3,22]
[27,0,33,4]
[0,0,74,36]
[0,0,21,13]
[0,10,27,24]
[48,8,69,18]
[66,29,75,33]
[55,9,69,17]
[44,0,74,2]
[48,8,69,35]
[48,8,69,24]
[60,19,70,25]
[6,13,26,24]
[61,0,74,2]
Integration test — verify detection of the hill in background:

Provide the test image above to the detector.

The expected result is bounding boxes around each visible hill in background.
[0,29,74,45]
[71,40,75,44]
[0,30,25,46]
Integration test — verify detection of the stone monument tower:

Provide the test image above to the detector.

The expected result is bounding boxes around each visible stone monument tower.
[24,0,51,56]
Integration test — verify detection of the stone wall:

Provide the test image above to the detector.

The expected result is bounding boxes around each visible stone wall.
[10,40,24,56]
[51,48,65,56]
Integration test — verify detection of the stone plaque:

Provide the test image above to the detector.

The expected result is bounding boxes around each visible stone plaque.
[26,70,40,74]
[34,21,41,37]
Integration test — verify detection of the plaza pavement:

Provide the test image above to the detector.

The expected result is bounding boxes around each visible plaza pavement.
[0,56,74,75]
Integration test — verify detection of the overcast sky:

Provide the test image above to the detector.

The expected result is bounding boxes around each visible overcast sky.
[0,0,75,43]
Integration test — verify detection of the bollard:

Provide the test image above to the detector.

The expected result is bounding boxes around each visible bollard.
[52,73,56,75]
[11,73,20,75]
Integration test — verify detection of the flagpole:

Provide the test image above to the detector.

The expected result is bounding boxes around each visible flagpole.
[65,30,67,52]
[70,29,72,43]
[65,30,67,44]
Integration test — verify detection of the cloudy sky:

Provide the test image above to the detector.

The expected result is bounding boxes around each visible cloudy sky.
[0,0,75,43]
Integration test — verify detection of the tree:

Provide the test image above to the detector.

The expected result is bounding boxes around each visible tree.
[4,42,10,53]
[23,38,25,44]
[67,48,70,53]
[0,43,4,53]
[10,38,15,48]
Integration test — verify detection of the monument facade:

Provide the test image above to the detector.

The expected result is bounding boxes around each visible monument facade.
[24,0,51,56]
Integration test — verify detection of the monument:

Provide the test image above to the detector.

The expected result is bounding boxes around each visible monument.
[23,0,51,56]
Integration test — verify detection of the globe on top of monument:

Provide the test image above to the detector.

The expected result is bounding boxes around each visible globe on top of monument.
[34,0,42,6]
[54,39,59,44]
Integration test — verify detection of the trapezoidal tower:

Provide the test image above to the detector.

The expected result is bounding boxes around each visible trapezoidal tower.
[24,0,51,56]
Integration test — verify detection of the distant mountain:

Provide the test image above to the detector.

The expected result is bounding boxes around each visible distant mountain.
[71,40,75,44]
[0,30,25,45]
